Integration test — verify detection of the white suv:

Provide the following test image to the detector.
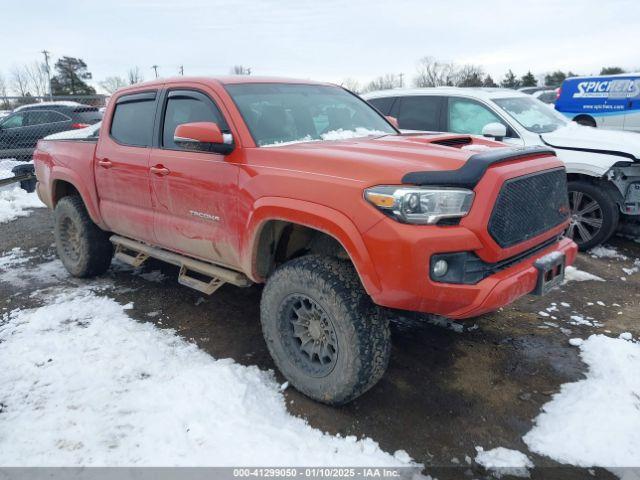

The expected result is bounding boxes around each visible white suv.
[363,87,640,250]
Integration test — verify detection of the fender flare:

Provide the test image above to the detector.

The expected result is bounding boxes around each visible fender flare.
[241,197,382,296]
[50,166,106,228]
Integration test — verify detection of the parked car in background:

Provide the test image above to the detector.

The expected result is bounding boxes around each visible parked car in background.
[555,73,640,130]
[34,76,576,404]
[532,89,558,104]
[0,102,102,160]
[364,88,640,249]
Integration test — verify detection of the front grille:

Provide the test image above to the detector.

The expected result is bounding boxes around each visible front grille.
[488,168,569,248]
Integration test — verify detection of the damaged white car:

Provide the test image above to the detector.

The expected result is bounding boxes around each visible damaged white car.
[364,88,640,250]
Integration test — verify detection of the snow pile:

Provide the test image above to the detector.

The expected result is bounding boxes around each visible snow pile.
[475,447,533,478]
[524,334,640,467]
[588,245,627,260]
[321,128,387,141]
[563,266,604,283]
[0,248,69,287]
[0,159,43,223]
[0,289,413,467]
[45,122,101,140]
[263,128,387,147]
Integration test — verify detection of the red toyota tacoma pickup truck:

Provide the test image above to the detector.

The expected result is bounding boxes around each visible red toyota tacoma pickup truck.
[34,77,577,404]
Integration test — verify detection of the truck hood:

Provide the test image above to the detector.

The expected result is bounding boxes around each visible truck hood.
[540,123,640,161]
[258,134,509,184]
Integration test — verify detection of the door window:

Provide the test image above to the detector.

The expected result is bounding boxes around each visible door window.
[396,96,444,131]
[1,113,25,128]
[368,97,396,115]
[24,110,69,126]
[448,98,505,135]
[162,91,228,150]
[110,93,157,147]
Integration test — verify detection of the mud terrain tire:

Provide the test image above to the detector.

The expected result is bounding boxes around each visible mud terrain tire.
[54,196,113,277]
[260,255,391,405]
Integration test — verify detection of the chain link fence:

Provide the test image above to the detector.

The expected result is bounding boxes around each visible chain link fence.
[0,95,107,161]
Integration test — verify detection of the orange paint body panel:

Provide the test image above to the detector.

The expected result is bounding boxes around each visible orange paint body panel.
[33,76,577,320]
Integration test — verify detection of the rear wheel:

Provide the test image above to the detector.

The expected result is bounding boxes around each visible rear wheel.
[574,115,596,127]
[260,255,391,405]
[566,180,619,251]
[54,196,113,277]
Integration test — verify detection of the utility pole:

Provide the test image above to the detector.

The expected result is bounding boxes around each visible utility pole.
[179,65,184,76]
[398,72,404,88]
[151,65,159,78]
[42,50,53,100]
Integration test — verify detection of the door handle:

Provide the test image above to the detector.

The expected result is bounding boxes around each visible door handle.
[98,159,113,169]
[150,165,171,176]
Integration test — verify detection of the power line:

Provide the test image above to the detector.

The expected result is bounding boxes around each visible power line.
[42,50,52,100]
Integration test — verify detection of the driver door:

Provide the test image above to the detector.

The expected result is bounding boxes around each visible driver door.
[149,89,241,268]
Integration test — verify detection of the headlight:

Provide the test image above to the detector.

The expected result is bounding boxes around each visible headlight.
[364,186,474,224]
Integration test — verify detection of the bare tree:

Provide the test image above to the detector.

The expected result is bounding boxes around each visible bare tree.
[0,73,10,109]
[10,66,30,96]
[455,64,485,87]
[100,76,128,94]
[24,61,50,96]
[127,67,144,85]
[340,78,361,94]
[413,57,457,87]
[231,65,251,75]
[363,74,401,93]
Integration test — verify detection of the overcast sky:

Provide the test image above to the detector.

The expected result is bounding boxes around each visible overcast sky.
[2,0,639,92]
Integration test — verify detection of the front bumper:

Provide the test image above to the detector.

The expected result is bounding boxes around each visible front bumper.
[363,218,577,319]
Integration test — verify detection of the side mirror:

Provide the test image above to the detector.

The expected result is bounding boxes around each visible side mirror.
[482,122,507,141]
[174,122,234,155]
[385,115,399,128]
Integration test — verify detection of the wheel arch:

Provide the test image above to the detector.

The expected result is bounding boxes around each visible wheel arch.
[242,197,382,297]
[50,168,105,227]
[567,173,624,209]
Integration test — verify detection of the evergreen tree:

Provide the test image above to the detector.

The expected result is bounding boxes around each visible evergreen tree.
[482,75,498,87]
[520,71,537,87]
[600,67,626,75]
[500,70,521,89]
[50,57,96,95]
[544,70,577,87]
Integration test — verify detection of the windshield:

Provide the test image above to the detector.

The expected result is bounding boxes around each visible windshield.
[225,83,396,146]
[492,97,567,133]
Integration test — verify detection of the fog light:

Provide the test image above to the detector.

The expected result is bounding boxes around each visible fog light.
[432,259,448,277]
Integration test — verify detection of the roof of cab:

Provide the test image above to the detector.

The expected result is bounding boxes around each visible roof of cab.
[113,76,334,95]
[362,87,529,101]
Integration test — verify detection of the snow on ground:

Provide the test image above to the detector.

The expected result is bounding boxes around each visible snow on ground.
[0,248,69,288]
[523,334,640,468]
[0,287,413,467]
[474,447,533,478]
[563,266,604,283]
[588,245,628,260]
[0,159,43,223]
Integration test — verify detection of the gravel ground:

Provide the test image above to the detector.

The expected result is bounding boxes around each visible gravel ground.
[1,208,639,479]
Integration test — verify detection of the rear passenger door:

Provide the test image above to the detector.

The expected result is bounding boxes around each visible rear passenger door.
[149,89,241,268]
[392,96,446,132]
[94,91,158,243]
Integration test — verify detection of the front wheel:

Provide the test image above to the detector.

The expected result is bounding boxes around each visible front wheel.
[566,180,619,251]
[260,255,391,405]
